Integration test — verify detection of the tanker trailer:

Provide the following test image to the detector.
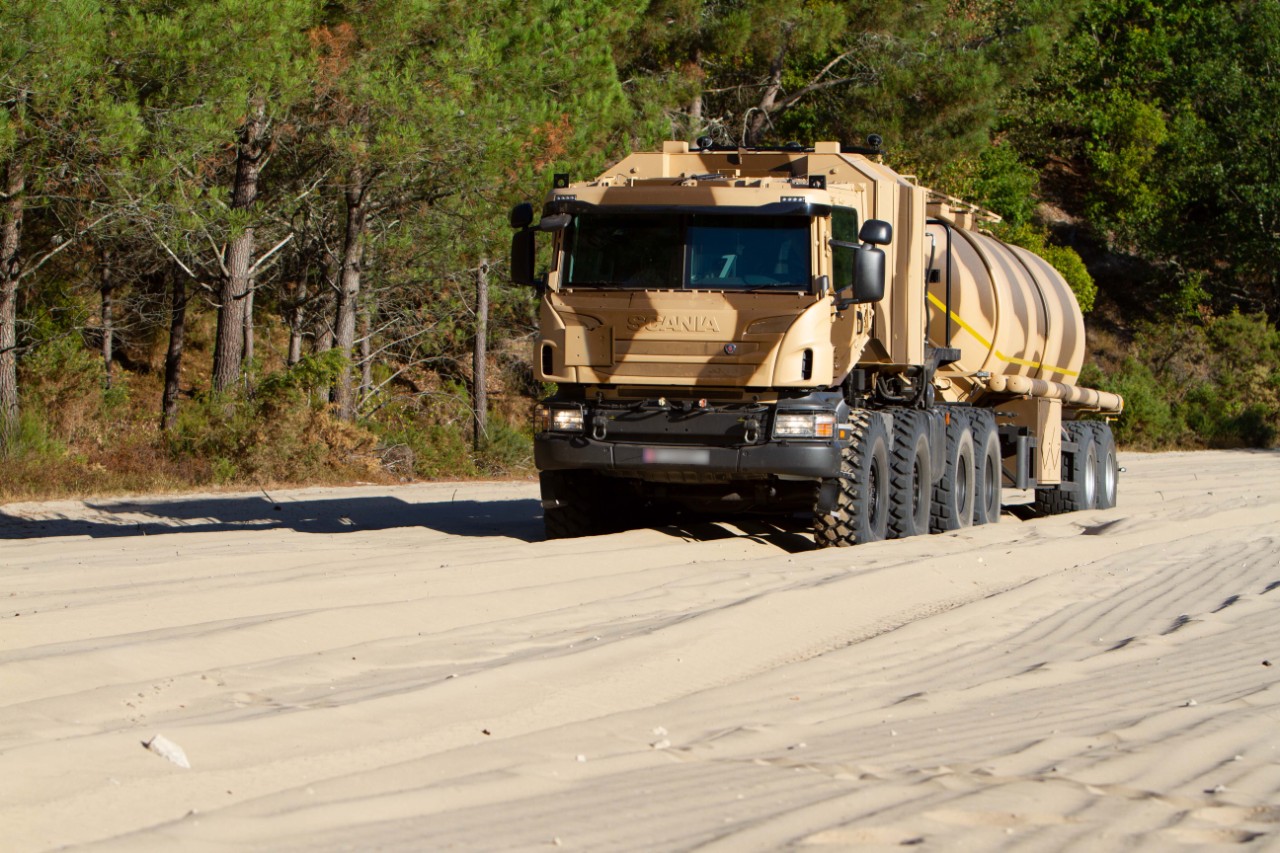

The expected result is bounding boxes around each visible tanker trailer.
[509,140,1124,545]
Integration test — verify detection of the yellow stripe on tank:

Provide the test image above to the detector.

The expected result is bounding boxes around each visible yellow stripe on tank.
[926,292,1080,378]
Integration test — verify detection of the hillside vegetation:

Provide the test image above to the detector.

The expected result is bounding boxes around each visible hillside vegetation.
[2,0,1278,499]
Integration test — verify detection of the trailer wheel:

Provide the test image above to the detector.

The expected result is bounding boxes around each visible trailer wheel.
[1032,421,1097,514]
[971,410,1002,525]
[541,470,612,538]
[930,410,975,532]
[814,410,890,547]
[1091,421,1119,509]
[888,409,932,539]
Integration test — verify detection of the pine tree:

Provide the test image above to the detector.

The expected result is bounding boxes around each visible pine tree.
[113,0,320,402]
[0,0,137,453]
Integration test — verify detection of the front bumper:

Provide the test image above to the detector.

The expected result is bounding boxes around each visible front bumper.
[534,433,844,480]
[533,390,851,481]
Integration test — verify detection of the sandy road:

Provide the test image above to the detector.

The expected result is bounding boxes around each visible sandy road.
[2,450,1279,851]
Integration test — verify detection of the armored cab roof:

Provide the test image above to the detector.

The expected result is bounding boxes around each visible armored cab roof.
[567,141,1000,230]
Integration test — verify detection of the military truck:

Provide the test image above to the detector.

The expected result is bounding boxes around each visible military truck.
[509,139,1124,546]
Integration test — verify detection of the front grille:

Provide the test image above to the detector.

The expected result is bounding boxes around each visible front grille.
[591,406,765,447]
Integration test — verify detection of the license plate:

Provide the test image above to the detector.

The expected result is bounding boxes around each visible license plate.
[642,448,711,464]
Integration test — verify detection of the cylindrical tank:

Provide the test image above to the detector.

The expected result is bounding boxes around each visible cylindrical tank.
[924,223,1085,386]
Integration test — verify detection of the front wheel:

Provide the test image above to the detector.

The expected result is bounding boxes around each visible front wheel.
[814,410,890,547]
[540,468,614,535]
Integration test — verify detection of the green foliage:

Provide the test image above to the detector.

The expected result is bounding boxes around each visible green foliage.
[5,410,68,462]
[619,0,1083,159]
[932,144,1039,228]
[971,145,1041,229]
[1084,359,1184,449]
[1080,92,1167,237]
[254,350,347,408]
[362,377,533,480]
[369,416,474,480]
[929,141,1096,311]
[1161,270,1211,320]
[1089,311,1280,449]
[1012,0,1280,316]
[166,355,378,485]
[477,419,534,475]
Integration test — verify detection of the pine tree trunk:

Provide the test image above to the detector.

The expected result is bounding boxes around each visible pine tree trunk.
[314,252,337,354]
[473,258,489,452]
[333,167,366,421]
[212,105,266,393]
[160,270,187,431]
[100,248,114,389]
[359,301,372,402]
[744,44,788,147]
[287,279,306,366]
[0,156,25,453]
[242,285,255,369]
[688,48,704,137]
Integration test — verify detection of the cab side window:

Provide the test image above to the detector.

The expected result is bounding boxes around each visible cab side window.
[832,207,859,285]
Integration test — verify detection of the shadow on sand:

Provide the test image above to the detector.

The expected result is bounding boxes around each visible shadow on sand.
[1,492,818,553]
[651,516,818,554]
[0,494,546,542]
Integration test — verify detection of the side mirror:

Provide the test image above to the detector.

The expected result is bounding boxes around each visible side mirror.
[850,246,885,303]
[859,219,892,246]
[835,219,891,307]
[835,245,886,308]
[511,228,537,287]
[510,202,534,229]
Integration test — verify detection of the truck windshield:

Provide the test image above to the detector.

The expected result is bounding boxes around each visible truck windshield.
[562,213,811,290]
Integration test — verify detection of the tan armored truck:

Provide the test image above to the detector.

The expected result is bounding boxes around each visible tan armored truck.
[509,140,1124,546]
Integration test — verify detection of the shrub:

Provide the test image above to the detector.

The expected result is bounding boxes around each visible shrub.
[476,418,533,475]
[164,352,381,487]
[1087,310,1280,449]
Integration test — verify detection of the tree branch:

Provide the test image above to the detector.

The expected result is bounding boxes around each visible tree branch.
[156,237,200,280]
[18,210,115,281]
[247,232,294,277]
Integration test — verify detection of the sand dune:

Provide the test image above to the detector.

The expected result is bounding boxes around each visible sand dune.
[3,450,1279,851]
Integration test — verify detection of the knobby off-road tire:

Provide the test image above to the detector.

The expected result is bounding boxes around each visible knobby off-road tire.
[540,468,614,535]
[888,409,932,539]
[971,409,1002,525]
[1089,421,1119,509]
[814,410,890,547]
[930,409,976,532]
[1032,420,1098,514]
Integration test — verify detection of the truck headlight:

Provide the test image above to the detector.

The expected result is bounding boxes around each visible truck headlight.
[772,411,836,440]
[537,404,585,433]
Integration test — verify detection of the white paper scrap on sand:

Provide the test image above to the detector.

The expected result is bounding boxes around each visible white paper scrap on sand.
[143,734,191,769]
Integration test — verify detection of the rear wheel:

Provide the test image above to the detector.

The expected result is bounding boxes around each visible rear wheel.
[971,410,1002,525]
[814,410,890,548]
[1091,421,1119,509]
[888,409,932,539]
[1032,421,1097,514]
[931,410,975,532]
